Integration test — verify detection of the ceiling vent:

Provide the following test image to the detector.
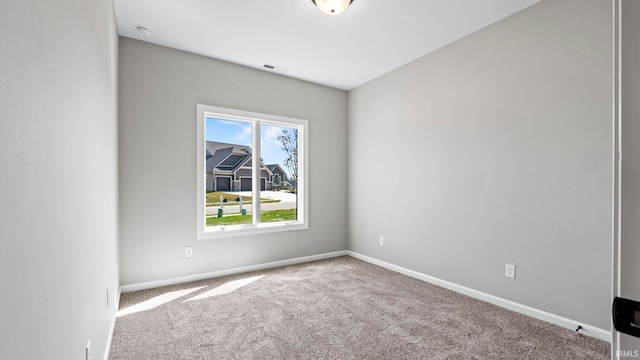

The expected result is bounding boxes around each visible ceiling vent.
[262,63,288,73]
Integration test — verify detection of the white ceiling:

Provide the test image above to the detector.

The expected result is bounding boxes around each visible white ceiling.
[113,0,541,91]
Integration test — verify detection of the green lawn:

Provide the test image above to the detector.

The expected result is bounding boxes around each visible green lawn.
[206,209,297,226]
[206,192,280,206]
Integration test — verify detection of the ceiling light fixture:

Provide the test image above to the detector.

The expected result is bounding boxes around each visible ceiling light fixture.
[311,0,354,16]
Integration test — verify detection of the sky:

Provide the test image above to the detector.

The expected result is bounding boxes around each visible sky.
[206,117,295,176]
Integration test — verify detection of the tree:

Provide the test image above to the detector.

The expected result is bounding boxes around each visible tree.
[277,129,298,181]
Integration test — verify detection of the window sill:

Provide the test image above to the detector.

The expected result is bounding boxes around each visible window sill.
[197,221,308,240]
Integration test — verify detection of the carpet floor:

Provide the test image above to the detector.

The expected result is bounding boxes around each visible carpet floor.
[109,256,610,359]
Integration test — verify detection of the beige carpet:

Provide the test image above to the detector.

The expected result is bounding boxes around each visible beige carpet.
[110,256,610,359]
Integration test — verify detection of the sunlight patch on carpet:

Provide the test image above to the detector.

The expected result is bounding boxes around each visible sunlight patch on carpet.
[185,275,266,302]
[117,287,205,317]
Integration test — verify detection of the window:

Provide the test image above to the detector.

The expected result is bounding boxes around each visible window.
[197,105,308,239]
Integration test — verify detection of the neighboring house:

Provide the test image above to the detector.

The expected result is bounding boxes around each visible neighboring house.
[266,164,290,190]
[283,180,297,190]
[206,141,288,192]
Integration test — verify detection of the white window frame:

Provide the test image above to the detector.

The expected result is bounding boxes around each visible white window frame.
[196,104,308,239]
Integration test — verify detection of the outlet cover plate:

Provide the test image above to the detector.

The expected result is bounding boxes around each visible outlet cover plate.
[505,264,516,279]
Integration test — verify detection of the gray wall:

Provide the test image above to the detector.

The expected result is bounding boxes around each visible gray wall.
[619,0,640,352]
[119,38,348,285]
[347,0,612,330]
[0,1,119,359]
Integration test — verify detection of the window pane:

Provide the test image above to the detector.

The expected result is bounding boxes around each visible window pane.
[205,117,253,227]
[259,124,298,224]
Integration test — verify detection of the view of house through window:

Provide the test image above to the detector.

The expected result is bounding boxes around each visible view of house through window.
[204,116,300,230]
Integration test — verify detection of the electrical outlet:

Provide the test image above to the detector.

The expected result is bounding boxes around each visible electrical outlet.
[185,246,193,258]
[505,264,516,279]
[379,236,384,246]
[86,340,91,360]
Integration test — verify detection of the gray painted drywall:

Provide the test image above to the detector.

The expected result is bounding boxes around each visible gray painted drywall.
[348,0,612,330]
[118,38,348,285]
[0,1,119,359]
[619,0,640,352]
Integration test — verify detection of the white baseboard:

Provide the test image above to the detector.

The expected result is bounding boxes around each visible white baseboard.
[104,287,121,360]
[120,250,349,293]
[104,309,117,360]
[346,251,612,343]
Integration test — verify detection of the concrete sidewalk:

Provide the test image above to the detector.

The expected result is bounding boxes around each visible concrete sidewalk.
[206,191,297,215]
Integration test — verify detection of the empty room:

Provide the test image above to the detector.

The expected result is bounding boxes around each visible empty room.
[2,0,640,359]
